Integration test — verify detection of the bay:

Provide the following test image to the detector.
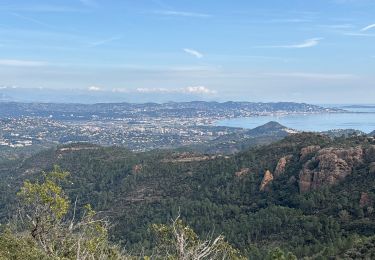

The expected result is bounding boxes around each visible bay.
[216,111,375,133]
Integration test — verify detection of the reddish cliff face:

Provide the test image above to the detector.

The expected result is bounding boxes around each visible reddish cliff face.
[299,147,364,193]
[274,155,293,178]
[300,145,321,162]
[260,170,274,191]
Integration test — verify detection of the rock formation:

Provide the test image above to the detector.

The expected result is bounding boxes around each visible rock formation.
[274,155,293,178]
[234,168,250,178]
[260,170,274,191]
[300,145,321,162]
[299,147,364,193]
[132,164,143,174]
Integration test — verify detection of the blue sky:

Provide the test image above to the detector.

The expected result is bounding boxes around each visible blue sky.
[0,0,374,103]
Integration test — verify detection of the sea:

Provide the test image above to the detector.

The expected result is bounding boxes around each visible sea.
[216,105,375,133]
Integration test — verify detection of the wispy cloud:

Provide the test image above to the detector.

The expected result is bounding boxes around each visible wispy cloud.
[267,18,312,23]
[0,85,18,90]
[152,10,212,18]
[11,13,53,28]
[111,88,129,93]
[320,24,355,29]
[136,87,170,93]
[136,86,217,95]
[0,59,47,67]
[258,38,323,49]
[183,48,203,59]
[92,86,217,95]
[264,72,356,80]
[89,36,122,47]
[184,86,217,94]
[339,23,375,37]
[88,86,103,91]
[343,32,375,37]
[361,23,375,31]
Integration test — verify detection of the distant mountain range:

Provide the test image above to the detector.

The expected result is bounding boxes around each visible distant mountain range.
[0,101,341,119]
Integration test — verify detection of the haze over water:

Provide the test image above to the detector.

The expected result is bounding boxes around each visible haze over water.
[216,106,375,133]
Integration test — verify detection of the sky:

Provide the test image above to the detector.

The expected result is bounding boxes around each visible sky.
[0,0,375,103]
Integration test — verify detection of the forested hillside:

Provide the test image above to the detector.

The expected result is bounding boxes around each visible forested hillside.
[1,133,375,258]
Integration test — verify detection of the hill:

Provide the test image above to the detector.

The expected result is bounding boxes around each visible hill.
[322,129,367,138]
[1,133,375,258]
[246,121,298,136]
[186,121,297,154]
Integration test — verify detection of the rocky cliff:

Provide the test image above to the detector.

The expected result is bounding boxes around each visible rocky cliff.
[299,147,364,193]
[274,155,293,178]
[260,170,274,191]
[300,145,321,162]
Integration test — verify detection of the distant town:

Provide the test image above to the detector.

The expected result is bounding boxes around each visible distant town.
[0,101,341,152]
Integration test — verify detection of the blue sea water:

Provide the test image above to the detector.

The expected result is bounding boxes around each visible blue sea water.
[216,106,375,133]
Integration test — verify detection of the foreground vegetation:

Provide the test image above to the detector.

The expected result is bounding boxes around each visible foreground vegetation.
[1,133,375,258]
[0,167,272,259]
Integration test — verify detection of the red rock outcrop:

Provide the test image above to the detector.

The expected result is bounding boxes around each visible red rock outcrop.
[132,164,143,174]
[234,168,250,178]
[260,170,274,191]
[300,145,321,161]
[274,155,293,178]
[299,147,364,193]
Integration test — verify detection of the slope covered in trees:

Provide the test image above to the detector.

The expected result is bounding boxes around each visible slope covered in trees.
[1,133,375,258]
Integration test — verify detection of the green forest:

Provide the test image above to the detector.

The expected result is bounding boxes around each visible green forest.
[1,133,375,259]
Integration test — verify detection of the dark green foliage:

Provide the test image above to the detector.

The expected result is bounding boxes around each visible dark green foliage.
[1,133,375,258]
